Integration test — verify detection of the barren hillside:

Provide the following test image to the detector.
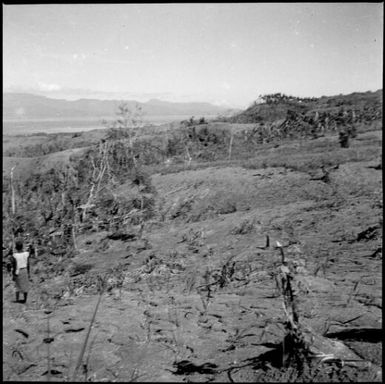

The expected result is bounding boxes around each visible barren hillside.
[2,92,382,382]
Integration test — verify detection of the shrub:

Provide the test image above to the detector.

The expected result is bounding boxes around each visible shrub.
[339,131,350,148]
[69,263,93,277]
[231,218,255,235]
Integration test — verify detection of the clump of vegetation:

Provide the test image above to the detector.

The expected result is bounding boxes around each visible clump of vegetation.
[338,125,357,148]
[181,116,207,127]
[226,90,382,128]
[231,218,256,235]
[69,263,94,277]
[2,103,158,269]
[259,93,318,105]
[3,135,91,157]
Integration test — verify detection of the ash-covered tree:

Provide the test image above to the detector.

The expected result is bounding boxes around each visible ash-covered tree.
[78,102,156,230]
[105,102,144,163]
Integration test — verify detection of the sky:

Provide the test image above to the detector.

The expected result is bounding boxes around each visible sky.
[3,3,383,108]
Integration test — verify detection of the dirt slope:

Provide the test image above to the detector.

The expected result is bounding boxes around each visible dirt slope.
[3,136,382,382]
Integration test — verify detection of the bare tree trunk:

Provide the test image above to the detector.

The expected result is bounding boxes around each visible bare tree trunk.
[82,142,110,221]
[34,241,38,259]
[10,166,16,251]
[228,130,234,160]
[11,166,16,215]
[72,223,77,251]
[184,144,192,167]
[276,243,306,367]
[129,136,137,167]
[82,183,95,222]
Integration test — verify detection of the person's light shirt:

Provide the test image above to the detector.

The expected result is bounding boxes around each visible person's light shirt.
[13,252,29,275]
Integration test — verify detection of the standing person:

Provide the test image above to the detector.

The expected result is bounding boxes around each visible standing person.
[11,239,32,304]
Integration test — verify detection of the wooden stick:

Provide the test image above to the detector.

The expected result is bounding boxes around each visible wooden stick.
[72,292,103,381]
[47,314,51,382]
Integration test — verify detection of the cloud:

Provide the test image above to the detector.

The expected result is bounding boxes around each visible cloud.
[15,107,25,116]
[72,53,88,62]
[211,99,232,107]
[221,81,231,90]
[37,82,62,91]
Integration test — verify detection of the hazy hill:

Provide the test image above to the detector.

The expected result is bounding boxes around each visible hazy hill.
[3,93,237,120]
[228,90,382,123]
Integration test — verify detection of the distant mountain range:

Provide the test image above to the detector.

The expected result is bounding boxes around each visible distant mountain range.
[3,93,238,120]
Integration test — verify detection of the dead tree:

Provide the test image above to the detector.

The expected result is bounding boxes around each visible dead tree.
[10,166,16,251]
[184,144,192,167]
[81,141,111,221]
[228,129,234,160]
[108,102,144,167]
[275,242,308,368]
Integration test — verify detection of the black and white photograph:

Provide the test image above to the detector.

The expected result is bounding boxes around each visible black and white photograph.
[3,3,383,382]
